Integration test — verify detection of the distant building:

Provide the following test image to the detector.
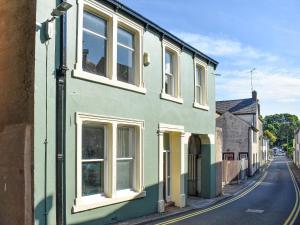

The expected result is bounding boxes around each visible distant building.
[294,128,300,168]
[262,138,270,162]
[216,91,263,176]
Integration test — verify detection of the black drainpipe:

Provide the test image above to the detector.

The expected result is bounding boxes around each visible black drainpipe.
[56,2,68,225]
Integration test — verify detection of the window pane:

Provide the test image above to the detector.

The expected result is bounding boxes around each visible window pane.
[83,11,106,36]
[165,74,174,95]
[117,27,134,48]
[117,127,135,158]
[196,66,202,86]
[82,124,104,159]
[165,51,173,74]
[117,45,135,84]
[82,31,106,76]
[116,159,134,190]
[196,86,201,104]
[82,162,104,196]
[163,133,170,150]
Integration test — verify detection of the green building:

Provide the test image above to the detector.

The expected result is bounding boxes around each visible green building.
[0,0,218,224]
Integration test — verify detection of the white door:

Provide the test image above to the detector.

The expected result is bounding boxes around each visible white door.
[163,133,171,202]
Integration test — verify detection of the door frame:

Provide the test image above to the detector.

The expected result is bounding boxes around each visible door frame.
[158,123,185,212]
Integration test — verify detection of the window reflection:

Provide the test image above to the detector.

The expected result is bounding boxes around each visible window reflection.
[82,11,107,76]
[117,27,135,84]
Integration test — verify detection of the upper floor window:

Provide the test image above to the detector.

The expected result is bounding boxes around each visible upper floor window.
[74,1,145,94]
[195,65,204,104]
[194,59,209,110]
[164,51,175,95]
[161,40,183,104]
[82,11,107,77]
[117,27,135,84]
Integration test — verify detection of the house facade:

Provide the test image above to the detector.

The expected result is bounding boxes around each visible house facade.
[0,0,219,224]
[294,128,300,168]
[216,91,263,176]
[262,137,269,163]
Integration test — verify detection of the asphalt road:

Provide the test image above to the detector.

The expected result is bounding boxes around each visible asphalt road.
[151,157,300,225]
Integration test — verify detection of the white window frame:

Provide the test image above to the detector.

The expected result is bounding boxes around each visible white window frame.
[81,123,107,197]
[73,112,145,212]
[193,58,209,110]
[73,0,146,94]
[161,39,183,104]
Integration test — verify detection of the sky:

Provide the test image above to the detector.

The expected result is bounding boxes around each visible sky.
[118,0,300,117]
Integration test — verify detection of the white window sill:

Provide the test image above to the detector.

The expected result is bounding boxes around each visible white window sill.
[193,102,209,111]
[160,93,183,104]
[72,190,146,213]
[73,69,146,94]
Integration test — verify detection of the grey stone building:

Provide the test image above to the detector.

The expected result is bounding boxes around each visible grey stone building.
[216,91,263,176]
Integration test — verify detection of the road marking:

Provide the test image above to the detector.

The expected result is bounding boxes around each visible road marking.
[284,162,300,225]
[245,209,264,213]
[155,171,268,225]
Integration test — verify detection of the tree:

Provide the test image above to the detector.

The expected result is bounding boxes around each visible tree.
[263,113,300,150]
[263,130,277,146]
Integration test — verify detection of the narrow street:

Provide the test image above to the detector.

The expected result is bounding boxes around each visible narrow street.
[150,157,300,225]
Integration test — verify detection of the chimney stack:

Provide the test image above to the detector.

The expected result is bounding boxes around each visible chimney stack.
[252,90,257,101]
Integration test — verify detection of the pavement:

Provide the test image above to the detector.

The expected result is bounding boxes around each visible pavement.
[116,162,270,225]
[289,160,300,185]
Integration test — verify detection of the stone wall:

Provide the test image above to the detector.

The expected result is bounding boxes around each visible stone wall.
[215,127,223,196]
[0,1,36,224]
[0,124,32,225]
[216,112,250,160]
[0,0,36,131]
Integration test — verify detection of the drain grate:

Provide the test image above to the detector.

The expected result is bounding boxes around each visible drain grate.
[246,209,264,213]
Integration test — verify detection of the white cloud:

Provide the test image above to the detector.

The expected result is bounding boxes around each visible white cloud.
[216,69,300,106]
[175,32,279,63]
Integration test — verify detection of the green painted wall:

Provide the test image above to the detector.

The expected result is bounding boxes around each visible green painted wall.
[33,0,217,224]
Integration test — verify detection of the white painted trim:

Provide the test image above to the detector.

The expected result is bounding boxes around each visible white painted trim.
[74,113,145,212]
[159,123,184,133]
[161,39,182,102]
[73,69,147,94]
[160,93,183,104]
[157,123,186,211]
[193,102,210,111]
[75,0,145,92]
[73,191,146,212]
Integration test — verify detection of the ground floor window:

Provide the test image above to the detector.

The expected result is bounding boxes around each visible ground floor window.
[81,123,106,196]
[117,126,135,191]
[73,113,145,212]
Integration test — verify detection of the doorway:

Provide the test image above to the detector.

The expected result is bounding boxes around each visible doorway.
[163,133,171,202]
[188,134,201,196]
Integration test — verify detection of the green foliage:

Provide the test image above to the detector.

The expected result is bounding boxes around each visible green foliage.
[263,113,300,149]
[263,130,276,145]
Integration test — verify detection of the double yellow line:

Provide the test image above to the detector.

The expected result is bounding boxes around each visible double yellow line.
[284,162,300,225]
[156,172,268,225]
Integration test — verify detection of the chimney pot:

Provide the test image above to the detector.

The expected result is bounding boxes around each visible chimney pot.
[252,90,257,100]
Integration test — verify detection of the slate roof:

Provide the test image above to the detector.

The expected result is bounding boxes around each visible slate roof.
[216,98,257,115]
